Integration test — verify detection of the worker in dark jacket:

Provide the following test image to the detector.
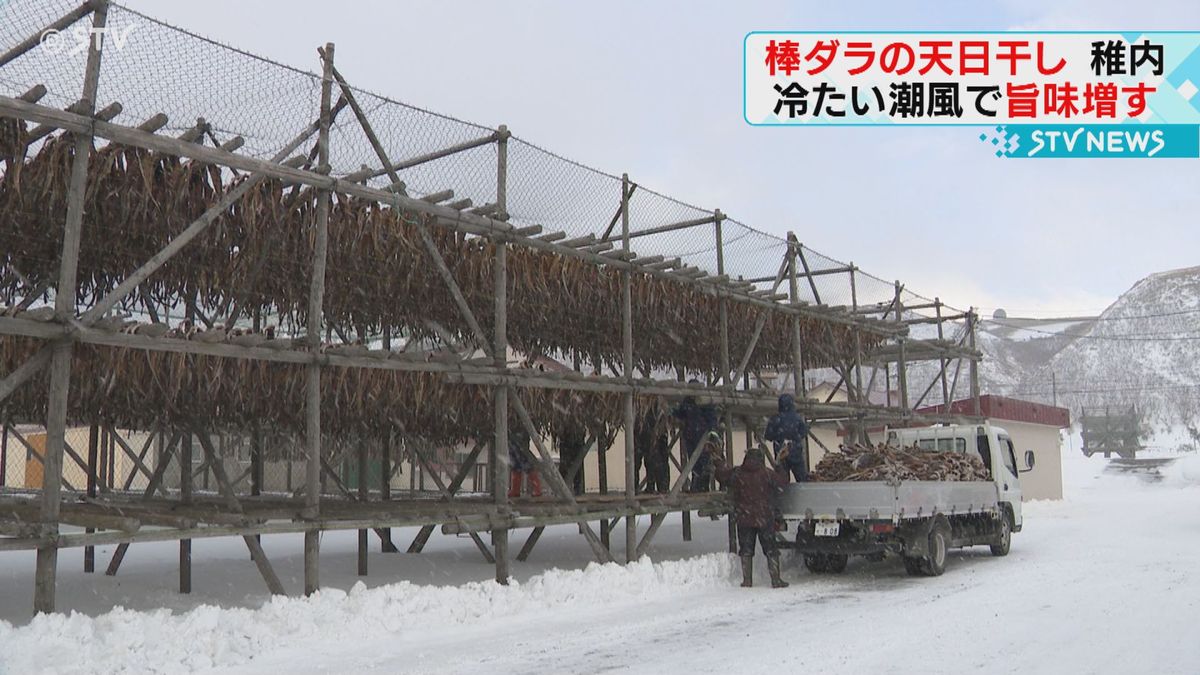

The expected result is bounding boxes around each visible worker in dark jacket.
[634,407,671,493]
[714,446,790,588]
[556,420,587,495]
[672,393,720,492]
[764,393,810,482]
[507,425,542,498]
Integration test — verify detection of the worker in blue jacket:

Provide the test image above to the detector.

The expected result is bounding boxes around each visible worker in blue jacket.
[764,393,810,482]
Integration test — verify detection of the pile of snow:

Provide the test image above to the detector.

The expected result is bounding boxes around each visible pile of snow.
[0,554,734,674]
[1161,453,1200,487]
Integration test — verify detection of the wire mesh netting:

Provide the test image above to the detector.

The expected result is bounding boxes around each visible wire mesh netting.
[0,0,962,321]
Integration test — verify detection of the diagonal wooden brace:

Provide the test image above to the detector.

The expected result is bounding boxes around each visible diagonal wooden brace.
[192,429,286,596]
[329,65,493,357]
[510,391,613,564]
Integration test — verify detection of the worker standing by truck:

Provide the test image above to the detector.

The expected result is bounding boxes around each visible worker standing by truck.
[713,446,791,589]
[765,393,810,482]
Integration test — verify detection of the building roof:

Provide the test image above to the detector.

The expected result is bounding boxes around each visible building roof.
[917,395,1071,429]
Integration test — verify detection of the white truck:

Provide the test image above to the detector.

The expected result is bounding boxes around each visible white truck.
[780,423,1034,576]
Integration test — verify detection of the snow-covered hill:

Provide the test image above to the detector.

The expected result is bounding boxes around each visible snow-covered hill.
[1026,266,1200,434]
[899,266,1200,442]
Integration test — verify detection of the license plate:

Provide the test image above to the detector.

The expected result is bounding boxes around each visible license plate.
[814,521,840,537]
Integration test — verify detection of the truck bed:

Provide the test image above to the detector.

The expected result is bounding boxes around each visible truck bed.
[779,480,1000,522]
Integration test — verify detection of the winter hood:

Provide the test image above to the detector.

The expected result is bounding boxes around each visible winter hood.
[777,394,795,413]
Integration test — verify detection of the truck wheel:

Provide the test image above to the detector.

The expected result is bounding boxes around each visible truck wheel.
[803,554,829,574]
[903,556,924,576]
[990,513,1012,557]
[824,554,848,574]
[921,524,949,576]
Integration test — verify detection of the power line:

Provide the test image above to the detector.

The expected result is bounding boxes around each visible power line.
[988,307,1200,324]
[1006,382,1200,396]
[984,322,1200,342]
[979,299,1200,317]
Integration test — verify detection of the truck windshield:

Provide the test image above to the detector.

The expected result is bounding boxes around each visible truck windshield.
[1001,436,1018,476]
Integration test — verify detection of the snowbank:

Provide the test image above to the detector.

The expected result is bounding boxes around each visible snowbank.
[1161,453,1200,488]
[0,554,734,674]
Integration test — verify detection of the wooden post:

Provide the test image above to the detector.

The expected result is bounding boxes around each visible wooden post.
[598,432,610,549]
[380,430,397,552]
[850,266,865,443]
[676,370,691,542]
[378,330,396,552]
[620,174,637,563]
[357,438,368,576]
[35,0,107,615]
[107,429,115,490]
[249,407,262,499]
[715,211,735,552]
[0,423,7,487]
[96,427,106,489]
[968,310,981,416]
[492,124,510,584]
[785,234,805,400]
[250,420,262,547]
[935,299,951,411]
[83,424,98,573]
[179,431,192,594]
[895,282,909,412]
[737,373,755,553]
[304,42,336,597]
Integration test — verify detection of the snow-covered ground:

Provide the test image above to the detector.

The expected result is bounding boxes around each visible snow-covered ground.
[2,448,1200,674]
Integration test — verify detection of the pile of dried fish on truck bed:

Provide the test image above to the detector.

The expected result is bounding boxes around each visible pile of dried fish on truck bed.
[810,443,990,482]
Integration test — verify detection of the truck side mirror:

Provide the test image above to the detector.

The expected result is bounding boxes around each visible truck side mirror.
[1023,450,1035,471]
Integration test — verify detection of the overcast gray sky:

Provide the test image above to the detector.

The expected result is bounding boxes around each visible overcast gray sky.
[120,0,1200,317]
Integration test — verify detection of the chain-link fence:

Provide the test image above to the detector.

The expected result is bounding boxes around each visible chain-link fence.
[0,0,969,319]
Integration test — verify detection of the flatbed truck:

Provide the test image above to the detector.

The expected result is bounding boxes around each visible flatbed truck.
[780,423,1033,576]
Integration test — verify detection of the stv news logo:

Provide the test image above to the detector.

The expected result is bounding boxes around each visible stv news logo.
[979,124,1194,159]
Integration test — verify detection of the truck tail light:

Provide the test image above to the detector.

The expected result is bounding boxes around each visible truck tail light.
[870,523,894,534]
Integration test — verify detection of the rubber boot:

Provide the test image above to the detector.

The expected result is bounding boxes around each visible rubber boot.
[740,556,754,588]
[768,553,789,589]
[507,470,523,498]
[527,471,543,498]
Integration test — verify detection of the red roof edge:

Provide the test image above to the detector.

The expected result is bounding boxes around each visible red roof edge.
[916,395,1070,428]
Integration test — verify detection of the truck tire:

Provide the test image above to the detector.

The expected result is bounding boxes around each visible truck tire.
[990,512,1012,557]
[903,556,924,576]
[824,554,848,574]
[803,554,830,574]
[921,523,949,576]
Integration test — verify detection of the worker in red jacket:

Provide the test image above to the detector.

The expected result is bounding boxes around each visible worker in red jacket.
[713,446,790,589]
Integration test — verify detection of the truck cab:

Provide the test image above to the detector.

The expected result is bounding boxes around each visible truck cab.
[888,422,1031,531]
